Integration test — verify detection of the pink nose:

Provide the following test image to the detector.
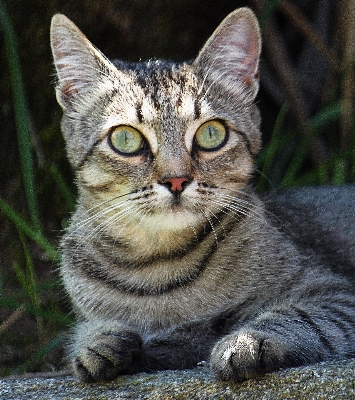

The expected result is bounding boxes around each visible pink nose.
[161,177,191,193]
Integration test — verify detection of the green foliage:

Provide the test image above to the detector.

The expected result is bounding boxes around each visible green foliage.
[257,100,355,191]
[0,1,72,375]
[0,0,40,231]
[258,0,280,29]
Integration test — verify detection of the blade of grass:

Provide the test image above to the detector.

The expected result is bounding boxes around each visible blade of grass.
[349,113,355,179]
[258,0,281,30]
[50,164,76,211]
[258,103,289,192]
[0,305,25,335]
[14,232,41,312]
[317,163,329,185]
[281,102,342,187]
[332,158,346,185]
[12,259,45,343]
[0,292,73,325]
[0,196,59,263]
[292,164,328,187]
[0,271,3,296]
[12,262,28,300]
[25,304,74,325]
[13,335,66,375]
[0,1,41,232]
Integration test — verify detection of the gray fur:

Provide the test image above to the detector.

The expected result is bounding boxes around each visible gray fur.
[50,8,355,383]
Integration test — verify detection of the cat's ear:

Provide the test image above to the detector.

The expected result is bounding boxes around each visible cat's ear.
[193,8,261,100]
[50,14,115,109]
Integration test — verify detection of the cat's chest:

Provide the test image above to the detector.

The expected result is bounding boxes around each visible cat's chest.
[64,264,253,332]
[61,227,280,333]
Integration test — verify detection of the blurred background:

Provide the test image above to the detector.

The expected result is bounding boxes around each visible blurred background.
[0,0,354,375]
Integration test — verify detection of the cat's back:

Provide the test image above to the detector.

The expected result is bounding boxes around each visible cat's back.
[264,184,355,278]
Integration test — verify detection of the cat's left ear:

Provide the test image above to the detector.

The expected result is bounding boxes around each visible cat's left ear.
[50,14,117,110]
[193,7,261,100]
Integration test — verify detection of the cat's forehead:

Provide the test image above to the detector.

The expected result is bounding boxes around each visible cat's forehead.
[131,60,201,115]
[106,61,205,119]
[116,60,197,90]
[102,60,212,153]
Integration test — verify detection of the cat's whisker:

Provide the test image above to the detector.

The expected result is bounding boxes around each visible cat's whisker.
[209,200,251,223]
[95,200,143,231]
[82,190,142,215]
[70,195,127,226]
[75,211,131,249]
[197,205,219,246]
[78,208,141,252]
[206,199,244,223]
[208,188,267,222]
[208,208,227,237]
[215,192,253,210]
[211,196,264,223]
[83,204,137,243]
[216,189,279,223]
[73,198,144,248]
[215,186,258,203]
[69,192,142,234]
[179,210,201,243]
[189,221,199,243]
[116,203,149,237]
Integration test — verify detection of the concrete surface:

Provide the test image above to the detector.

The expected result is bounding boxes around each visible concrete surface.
[1,358,355,399]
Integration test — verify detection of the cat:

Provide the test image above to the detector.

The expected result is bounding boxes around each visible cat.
[50,7,355,383]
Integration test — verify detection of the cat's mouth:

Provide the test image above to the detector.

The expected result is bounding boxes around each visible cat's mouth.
[162,200,193,215]
[169,194,184,207]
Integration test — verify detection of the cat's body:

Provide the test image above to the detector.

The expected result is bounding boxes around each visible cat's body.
[51,8,355,383]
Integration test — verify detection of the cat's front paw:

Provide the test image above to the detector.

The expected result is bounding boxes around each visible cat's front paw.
[73,327,142,382]
[210,330,285,381]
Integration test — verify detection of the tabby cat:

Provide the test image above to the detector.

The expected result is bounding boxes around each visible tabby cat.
[50,8,355,382]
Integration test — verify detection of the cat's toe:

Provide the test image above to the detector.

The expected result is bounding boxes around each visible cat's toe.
[73,330,143,382]
[210,330,285,381]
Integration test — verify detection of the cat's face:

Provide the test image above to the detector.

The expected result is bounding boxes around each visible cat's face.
[51,8,261,245]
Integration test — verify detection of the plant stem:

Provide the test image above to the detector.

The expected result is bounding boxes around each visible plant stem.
[0,196,59,263]
[0,0,41,232]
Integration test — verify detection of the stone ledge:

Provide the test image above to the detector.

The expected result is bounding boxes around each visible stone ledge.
[1,359,355,399]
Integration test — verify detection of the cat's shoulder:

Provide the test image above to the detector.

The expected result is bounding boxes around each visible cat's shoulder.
[263,184,355,276]
[264,184,355,227]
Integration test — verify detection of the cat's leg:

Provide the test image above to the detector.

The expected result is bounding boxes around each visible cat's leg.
[210,299,355,381]
[142,322,216,371]
[71,320,142,382]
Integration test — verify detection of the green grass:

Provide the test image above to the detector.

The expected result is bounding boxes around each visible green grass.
[257,100,354,191]
[0,1,73,375]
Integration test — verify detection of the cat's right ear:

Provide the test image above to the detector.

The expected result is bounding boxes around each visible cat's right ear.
[50,14,115,109]
[193,8,261,101]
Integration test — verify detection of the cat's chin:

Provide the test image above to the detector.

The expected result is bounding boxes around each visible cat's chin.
[144,207,202,233]
[105,208,205,258]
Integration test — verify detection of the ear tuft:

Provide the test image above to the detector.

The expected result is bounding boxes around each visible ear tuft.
[193,8,261,100]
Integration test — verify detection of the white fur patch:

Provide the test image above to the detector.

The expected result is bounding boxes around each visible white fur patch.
[222,332,257,362]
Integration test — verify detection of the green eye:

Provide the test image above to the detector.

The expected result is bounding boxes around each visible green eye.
[194,120,227,151]
[109,126,145,155]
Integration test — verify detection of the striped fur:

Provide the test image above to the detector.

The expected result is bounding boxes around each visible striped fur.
[51,8,355,383]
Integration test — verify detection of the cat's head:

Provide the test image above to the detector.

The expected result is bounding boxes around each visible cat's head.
[51,8,261,244]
